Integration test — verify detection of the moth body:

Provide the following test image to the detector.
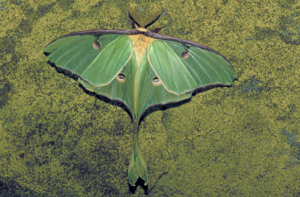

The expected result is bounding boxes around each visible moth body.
[128,33,155,67]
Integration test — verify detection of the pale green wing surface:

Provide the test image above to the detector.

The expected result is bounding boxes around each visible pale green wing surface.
[80,51,189,124]
[148,40,198,95]
[135,53,190,120]
[79,54,137,118]
[148,40,237,95]
[44,34,132,87]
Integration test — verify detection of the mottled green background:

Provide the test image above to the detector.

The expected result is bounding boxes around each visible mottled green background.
[0,0,299,196]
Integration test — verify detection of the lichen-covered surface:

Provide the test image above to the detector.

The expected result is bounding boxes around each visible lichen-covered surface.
[0,0,299,196]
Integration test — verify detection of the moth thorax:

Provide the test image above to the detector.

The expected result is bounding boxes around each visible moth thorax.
[129,34,155,66]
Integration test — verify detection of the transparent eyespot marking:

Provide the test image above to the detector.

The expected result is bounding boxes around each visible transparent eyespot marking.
[93,41,100,50]
[182,51,189,59]
[152,77,161,86]
[116,74,126,83]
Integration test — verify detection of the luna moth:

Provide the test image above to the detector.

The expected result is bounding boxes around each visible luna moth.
[44,8,237,187]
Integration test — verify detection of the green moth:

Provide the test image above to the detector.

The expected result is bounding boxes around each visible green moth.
[44,8,237,187]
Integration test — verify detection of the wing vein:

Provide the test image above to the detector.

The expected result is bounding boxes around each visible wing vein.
[64,39,92,71]
[53,36,82,64]
[188,49,214,84]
